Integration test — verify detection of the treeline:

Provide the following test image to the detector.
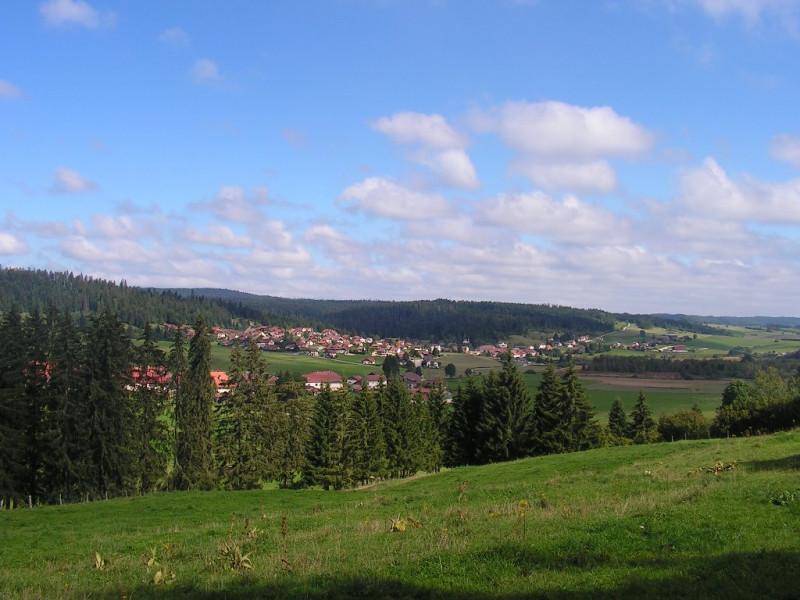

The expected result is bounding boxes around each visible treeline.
[0,268,249,331]
[584,355,800,380]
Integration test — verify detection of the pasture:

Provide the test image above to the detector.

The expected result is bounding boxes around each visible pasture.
[2,431,799,598]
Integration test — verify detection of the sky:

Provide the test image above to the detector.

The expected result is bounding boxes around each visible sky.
[2,0,800,317]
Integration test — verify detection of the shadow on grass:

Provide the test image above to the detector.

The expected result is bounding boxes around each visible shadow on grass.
[81,550,800,600]
[744,454,800,472]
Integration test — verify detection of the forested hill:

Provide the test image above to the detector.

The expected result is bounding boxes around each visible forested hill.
[1,267,721,342]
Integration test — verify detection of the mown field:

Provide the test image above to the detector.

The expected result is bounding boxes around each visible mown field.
[2,431,799,599]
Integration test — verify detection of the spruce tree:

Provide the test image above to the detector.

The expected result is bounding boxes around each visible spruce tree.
[560,362,599,451]
[23,308,51,500]
[274,393,311,488]
[84,308,134,496]
[173,316,216,490]
[343,386,388,486]
[0,307,29,503]
[415,392,443,473]
[215,340,276,490]
[43,310,90,503]
[305,386,346,489]
[477,354,533,462]
[132,323,170,493]
[532,363,567,455]
[446,376,483,466]
[381,377,421,478]
[631,391,658,444]
[607,397,629,440]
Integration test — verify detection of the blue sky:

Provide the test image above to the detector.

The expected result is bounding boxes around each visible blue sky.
[2,0,800,316]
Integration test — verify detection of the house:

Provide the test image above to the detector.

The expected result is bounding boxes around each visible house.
[210,371,231,397]
[361,357,376,365]
[403,371,423,389]
[303,370,344,392]
[365,372,385,389]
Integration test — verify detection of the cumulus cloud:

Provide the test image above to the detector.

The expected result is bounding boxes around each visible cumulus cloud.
[195,186,271,223]
[770,134,800,168]
[476,191,628,243]
[372,112,468,149]
[159,27,190,46]
[184,224,252,248]
[192,59,219,84]
[509,158,618,192]
[679,157,800,223]
[338,177,452,220]
[47,167,97,194]
[0,79,22,99]
[40,0,114,29]
[0,232,28,255]
[471,101,653,192]
[474,101,653,160]
[371,112,479,189]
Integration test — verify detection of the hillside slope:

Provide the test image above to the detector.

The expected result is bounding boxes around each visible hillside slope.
[2,431,798,599]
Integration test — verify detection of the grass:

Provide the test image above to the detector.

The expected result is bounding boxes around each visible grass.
[2,431,799,598]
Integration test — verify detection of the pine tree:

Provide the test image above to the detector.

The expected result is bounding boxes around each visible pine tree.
[607,397,629,440]
[631,391,658,444]
[0,307,29,503]
[532,363,567,455]
[215,340,276,490]
[173,316,216,490]
[477,354,533,462]
[274,393,311,488]
[425,385,450,472]
[131,323,170,493]
[381,377,422,478]
[415,392,443,473]
[84,309,134,496]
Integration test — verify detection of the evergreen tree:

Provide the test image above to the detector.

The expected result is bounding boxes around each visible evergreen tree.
[304,386,346,489]
[167,326,187,485]
[84,309,134,496]
[446,376,483,466]
[173,316,216,490]
[425,385,451,472]
[274,393,311,488]
[343,386,388,486]
[23,308,51,500]
[631,391,658,444]
[131,323,170,493]
[477,354,533,462]
[0,307,29,503]
[42,310,90,503]
[607,397,629,440]
[382,355,400,379]
[532,364,567,455]
[560,362,599,451]
[381,377,421,478]
[415,392,443,473]
[215,340,276,490]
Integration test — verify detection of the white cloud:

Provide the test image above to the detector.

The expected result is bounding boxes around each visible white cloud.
[371,112,468,149]
[184,224,252,248]
[471,101,653,192]
[40,0,114,29]
[693,0,799,24]
[282,128,308,149]
[159,27,190,46]
[770,134,800,168]
[0,79,22,99]
[338,177,452,220]
[197,186,271,223]
[679,157,800,223]
[476,191,628,243]
[192,59,219,84]
[474,101,654,160]
[509,158,618,192]
[371,112,479,189]
[0,233,28,255]
[47,167,97,194]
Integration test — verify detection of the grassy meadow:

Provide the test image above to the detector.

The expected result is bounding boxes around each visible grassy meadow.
[2,431,799,599]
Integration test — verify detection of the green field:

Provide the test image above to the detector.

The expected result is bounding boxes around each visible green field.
[2,431,799,598]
